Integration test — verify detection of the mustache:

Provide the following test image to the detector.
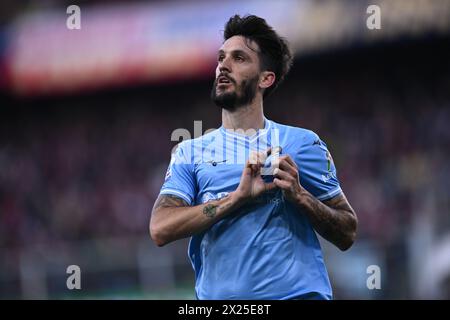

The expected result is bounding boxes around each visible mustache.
[216,73,236,84]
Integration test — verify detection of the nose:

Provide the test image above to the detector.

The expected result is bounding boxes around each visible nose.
[218,56,231,74]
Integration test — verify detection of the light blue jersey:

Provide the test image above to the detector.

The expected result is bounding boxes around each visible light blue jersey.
[159,118,342,300]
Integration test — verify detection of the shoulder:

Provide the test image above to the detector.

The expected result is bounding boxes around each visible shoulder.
[269,120,321,147]
[174,127,219,148]
[172,128,222,161]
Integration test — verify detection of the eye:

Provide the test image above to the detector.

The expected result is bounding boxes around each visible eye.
[235,55,244,62]
[218,55,225,62]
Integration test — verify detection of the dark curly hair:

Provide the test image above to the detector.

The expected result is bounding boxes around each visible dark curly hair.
[224,14,293,98]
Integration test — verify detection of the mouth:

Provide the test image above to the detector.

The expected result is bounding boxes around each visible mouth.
[217,75,233,86]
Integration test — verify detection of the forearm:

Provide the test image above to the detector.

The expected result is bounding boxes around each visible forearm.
[294,190,357,251]
[150,192,244,246]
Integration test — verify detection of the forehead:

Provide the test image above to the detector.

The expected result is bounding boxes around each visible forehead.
[219,35,260,56]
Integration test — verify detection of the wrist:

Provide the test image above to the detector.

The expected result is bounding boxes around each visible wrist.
[295,188,311,209]
[230,190,249,208]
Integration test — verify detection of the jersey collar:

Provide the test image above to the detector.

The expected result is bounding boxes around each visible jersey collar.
[220,117,272,142]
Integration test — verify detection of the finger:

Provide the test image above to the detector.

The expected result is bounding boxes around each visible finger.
[249,151,264,167]
[260,147,273,164]
[249,148,273,174]
[245,159,259,177]
[273,154,294,166]
[257,147,272,161]
[242,164,253,178]
[248,163,259,177]
[278,159,298,177]
[272,146,282,156]
[257,150,267,166]
[253,149,271,171]
[248,151,258,165]
[273,155,297,177]
[245,159,254,170]
[273,167,295,183]
[253,164,261,177]
[281,154,297,169]
[273,178,290,190]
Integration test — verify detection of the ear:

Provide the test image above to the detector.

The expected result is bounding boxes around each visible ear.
[259,71,276,90]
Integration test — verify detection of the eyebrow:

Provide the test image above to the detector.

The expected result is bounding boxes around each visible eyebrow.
[217,49,252,59]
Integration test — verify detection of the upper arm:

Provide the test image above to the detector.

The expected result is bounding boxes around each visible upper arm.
[319,192,358,250]
[149,194,191,246]
[159,142,197,205]
[296,131,342,201]
[322,192,352,212]
[150,194,190,231]
[152,194,189,212]
[322,192,357,227]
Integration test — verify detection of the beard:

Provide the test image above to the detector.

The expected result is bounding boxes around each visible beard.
[210,75,259,111]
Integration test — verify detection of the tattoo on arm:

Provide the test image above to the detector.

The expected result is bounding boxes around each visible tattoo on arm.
[323,193,354,213]
[154,193,235,221]
[300,192,357,250]
[202,194,234,219]
[153,194,189,210]
[203,204,217,218]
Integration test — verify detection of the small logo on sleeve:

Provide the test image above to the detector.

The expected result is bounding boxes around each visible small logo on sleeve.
[326,150,334,172]
[322,150,336,182]
[322,171,337,183]
[164,167,172,180]
[164,155,176,181]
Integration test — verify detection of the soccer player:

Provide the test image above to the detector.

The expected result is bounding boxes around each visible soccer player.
[150,15,357,300]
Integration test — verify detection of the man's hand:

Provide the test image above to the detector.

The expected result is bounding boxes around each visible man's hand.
[272,154,305,204]
[272,154,358,251]
[235,148,276,203]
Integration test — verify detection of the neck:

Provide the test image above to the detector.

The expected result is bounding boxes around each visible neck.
[221,95,265,132]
